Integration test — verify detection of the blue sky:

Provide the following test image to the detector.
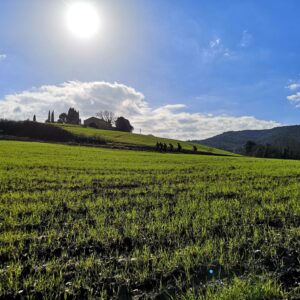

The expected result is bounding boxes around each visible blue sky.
[1,0,300,139]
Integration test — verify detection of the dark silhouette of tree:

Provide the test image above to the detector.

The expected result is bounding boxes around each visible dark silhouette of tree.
[51,111,55,123]
[193,145,197,152]
[244,140,257,155]
[33,115,36,122]
[156,142,160,151]
[282,147,290,159]
[115,117,133,132]
[156,142,163,151]
[46,110,51,123]
[264,143,272,158]
[58,113,68,123]
[96,111,115,126]
[67,108,81,125]
[57,108,80,124]
[243,141,284,158]
[169,144,174,151]
[163,143,167,152]
[177,143,182,152]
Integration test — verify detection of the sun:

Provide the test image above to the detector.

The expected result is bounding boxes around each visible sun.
[66,2,100,39]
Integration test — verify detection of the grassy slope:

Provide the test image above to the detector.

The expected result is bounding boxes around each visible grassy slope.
[57,124,233,155]
[0,140,299,299]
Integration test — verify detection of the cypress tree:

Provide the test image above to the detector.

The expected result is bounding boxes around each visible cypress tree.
[51,111,55,123]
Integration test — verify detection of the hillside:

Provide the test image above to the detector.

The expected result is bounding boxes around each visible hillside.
[195,125,300,158]
[0,120,233,156]
[57,124,233,155]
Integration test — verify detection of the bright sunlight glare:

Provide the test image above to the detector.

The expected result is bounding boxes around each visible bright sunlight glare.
[66,2,100,39]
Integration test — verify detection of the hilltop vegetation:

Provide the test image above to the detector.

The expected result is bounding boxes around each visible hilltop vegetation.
[0,141,299,299]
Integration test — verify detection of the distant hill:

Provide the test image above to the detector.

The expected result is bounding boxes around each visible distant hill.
[194,125,300,159]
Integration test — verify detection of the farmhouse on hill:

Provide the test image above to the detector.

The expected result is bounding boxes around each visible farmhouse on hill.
[84,117,113,130]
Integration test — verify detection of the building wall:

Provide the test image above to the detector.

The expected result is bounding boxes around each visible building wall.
[84,118,112,130]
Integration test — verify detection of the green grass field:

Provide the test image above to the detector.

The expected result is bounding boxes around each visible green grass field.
[57,124,232,156]
[0,141,299,299]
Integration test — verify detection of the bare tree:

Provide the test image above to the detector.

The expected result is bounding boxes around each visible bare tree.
[96,111,116,126]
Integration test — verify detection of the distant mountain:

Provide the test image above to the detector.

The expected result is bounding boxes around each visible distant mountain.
[194,125,300,159]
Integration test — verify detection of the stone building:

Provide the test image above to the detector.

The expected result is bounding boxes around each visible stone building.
[84,117,112,130]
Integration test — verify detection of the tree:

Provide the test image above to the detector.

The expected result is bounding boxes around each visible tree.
[177,143,182,152]
[51,111,55,123]
[115,116,133,132]
[67,108,81,125]
[33,115,36,122]
[244,140,256,155]
[96,111,115,126]
[46,110,51,123]
[282,147,290,159]
[57,108,80,124]
[58,113,68,123]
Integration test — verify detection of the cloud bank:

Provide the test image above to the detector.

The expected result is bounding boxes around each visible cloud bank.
[0,81,280,140]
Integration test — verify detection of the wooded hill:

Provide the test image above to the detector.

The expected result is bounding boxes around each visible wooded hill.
[195,125,300,159]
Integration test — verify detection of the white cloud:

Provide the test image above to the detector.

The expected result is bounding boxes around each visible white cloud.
[0,54,6,61]
[202,37,232,61]
[209,38,221,48]
[287,92,300,105]
[286,78,300,107]
[0,81,280,140]
[286,83,300,90]
[286,81,300,107]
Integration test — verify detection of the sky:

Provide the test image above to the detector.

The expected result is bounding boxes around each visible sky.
[1,0,300,140]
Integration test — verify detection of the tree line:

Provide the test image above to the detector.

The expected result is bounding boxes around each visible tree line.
[33,108,134,133]
[244,140,293,159]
